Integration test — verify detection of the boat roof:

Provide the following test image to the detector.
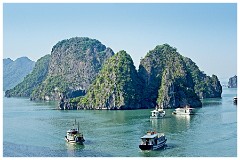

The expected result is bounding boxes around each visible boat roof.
[141,133,158,139]
[67,129,78,133]
[151,109,164,112]
[151,110,158,112]
[175,107,194,110]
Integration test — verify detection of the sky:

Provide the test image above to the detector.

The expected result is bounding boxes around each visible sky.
[3,3,237,82]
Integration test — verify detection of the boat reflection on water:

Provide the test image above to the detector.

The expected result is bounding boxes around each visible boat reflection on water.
[150,114,191,134]
[65,142,85,150]
[174,114,191,120]
[173,114,191,131]
[150,117,166,130]
[65,142,85,156]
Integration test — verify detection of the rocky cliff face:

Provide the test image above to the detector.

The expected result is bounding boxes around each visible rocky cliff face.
[5,39,222,110]
[72,50,143,110]
[139,44,222,108]
[183,57,222,98]
[31,37,114,100]
[5,55,50,97]
[139,44,202,109]
[157,58,202,108]
[228,75,237,88]
[3,57,35,91]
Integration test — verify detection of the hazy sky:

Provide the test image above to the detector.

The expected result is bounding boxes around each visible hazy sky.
[3,3,237,81]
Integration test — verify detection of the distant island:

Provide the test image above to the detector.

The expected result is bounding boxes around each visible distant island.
[5,37,222,110]
[228,75,237,88]
[3,57,35,91]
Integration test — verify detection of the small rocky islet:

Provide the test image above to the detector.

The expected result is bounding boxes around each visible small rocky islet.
[228,75,237,88]
[5,37,222,110]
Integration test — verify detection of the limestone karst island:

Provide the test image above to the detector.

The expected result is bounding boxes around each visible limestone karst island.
[5,37,222,110]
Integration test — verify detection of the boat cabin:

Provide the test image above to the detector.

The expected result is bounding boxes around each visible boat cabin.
[140,131,165,145]
[176,107,193,113]
[150,109,165,118]
[151,110,159,117]
[67,128,78,134]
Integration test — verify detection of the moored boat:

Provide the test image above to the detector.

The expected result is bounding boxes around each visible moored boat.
[172,106,194,115]
[139,131,167,150]
[65,120,85,144]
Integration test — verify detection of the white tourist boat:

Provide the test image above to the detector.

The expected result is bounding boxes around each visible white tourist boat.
[172,106,194,115]
[65,120,85,144]
[139,131,167,150]
[150,109,166,119]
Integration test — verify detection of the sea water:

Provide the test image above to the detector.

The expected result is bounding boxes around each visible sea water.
[3,87,237,157]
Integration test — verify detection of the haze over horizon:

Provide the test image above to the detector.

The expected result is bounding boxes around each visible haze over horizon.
[3,3,237,81]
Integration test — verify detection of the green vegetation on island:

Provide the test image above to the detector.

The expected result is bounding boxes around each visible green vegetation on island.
[71,50,143,109]
[5,37,222,110]
[183,57,222,98]
[139,44,202,108]
[5,55,50,97]
[6,37,114,101]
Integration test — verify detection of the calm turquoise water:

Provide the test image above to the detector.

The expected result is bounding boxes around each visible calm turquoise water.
[3,88,237,157]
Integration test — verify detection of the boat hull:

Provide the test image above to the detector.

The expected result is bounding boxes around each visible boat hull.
[172,111,194,115]
[150,115,165,119]
[139,139,167,150]
[139,144,153,150]
[65,136,85,144]
[150,110,166,119]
